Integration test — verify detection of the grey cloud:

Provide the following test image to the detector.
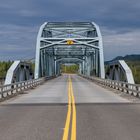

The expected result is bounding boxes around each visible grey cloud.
[102,27,140,60]
[0,24,37,60]
[0,0,140,60]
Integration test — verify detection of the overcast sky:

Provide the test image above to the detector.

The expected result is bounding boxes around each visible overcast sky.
[0,0,140,61]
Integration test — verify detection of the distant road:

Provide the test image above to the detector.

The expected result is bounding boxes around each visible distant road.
[0,74,140,140]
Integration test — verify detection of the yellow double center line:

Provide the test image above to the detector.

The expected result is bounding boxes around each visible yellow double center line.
[62,75,76,140]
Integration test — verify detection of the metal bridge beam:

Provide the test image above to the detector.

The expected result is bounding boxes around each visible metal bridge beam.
[35,22,105,79]
[106,60,135,84]
[5,61,33,85]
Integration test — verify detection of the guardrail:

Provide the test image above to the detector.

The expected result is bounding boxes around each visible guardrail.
[80,74,140,97]
[0,76,56,100]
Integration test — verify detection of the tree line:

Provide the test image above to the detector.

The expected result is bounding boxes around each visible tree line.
[0,61,139,84]
[126,61,140,84]
[0,61,13,79]
[61,64,79,73]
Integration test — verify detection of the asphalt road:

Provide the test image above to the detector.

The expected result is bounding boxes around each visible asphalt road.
[0,74,140,140]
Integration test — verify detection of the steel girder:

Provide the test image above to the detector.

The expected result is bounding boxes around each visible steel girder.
[106,60,135,84]
[5,61,33,85]
[35,22,105,79]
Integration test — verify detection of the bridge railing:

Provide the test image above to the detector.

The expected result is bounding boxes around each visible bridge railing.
[80,75,140,97]
[0,76,56,100]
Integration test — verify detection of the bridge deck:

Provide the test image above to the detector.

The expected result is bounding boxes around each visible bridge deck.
[0,74,140,140]
[3,74,129,104]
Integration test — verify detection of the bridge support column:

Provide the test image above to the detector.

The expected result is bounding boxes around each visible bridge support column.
[49,55,55,76]
[52,56,55,76]
[40,50,44,77]
[79,63,82,74]
[82,60,85,75]
[44,50,48,76]
[87,56,91,76]
[55,62,60,75]
[48,55,52,76]
[46,54,49,76]
[95,50,99,77]
[93,51,96,76]
[85,56,88,75]
[54,60,57,75]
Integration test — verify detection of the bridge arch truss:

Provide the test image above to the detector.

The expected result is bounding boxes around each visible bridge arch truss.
[35,22,105,79]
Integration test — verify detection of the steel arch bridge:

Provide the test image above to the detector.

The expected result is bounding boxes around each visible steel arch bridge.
[35,22,105,79]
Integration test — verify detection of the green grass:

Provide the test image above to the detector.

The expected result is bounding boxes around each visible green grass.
[0,61,13,78]
[126,61,140,84]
